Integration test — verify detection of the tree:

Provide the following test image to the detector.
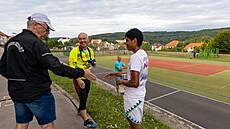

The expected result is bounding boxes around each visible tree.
[206,38,215,50]
[213,30,230,54]
[118,45,126,50]
[194,46,201,53]
[56,41,63,49]
[44,37,55,49]
[63,40,75,46]
[176,42,184,52]
[112,40,119,44]
[142,41,151,51]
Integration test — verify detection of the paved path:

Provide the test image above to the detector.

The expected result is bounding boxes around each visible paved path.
[56,53,230,129]
[0,76,89,129]
[0,47,97,129]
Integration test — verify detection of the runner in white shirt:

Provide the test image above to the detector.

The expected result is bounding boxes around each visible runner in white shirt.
[104,28,149,129]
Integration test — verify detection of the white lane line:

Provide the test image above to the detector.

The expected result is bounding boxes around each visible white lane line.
[147,89,180,102]
[148,80,230,106]
[145,101,205,129]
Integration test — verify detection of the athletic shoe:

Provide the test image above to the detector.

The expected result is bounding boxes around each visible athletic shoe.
[84,119,97,128]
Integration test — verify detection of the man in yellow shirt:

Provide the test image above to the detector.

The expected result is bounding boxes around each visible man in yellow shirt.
[69,32,97,128]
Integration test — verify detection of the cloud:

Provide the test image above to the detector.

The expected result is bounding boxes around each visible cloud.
[0,0,230,38]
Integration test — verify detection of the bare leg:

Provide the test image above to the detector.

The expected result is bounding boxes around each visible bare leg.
[116,85,120,95]
[15,123,29,129]
[40,122,54,129]
[79,109,88,120]
[128,120,142,129]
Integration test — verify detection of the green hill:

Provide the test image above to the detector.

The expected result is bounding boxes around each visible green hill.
[88,27,230,45]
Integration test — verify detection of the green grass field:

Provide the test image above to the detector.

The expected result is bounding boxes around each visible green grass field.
[95,55,230,103]
[49,72,170,129]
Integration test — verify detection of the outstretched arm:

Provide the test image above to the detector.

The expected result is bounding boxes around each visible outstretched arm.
[83,67,96,80]
[117,70,139,88]
[103,72,126,80]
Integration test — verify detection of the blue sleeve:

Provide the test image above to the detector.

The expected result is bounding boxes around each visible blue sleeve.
[114,62,118,68]
[122,62,125,66]
[114,62,120,72]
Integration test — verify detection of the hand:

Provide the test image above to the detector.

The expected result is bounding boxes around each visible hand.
[77,78,85,89]
[116,80,125,86]
[83,67,96,80]
[103,73,116,80]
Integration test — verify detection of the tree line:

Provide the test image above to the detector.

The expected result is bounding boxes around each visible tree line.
[44,27,230,54]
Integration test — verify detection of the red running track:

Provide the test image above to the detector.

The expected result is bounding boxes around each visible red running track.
[122,58,230,76]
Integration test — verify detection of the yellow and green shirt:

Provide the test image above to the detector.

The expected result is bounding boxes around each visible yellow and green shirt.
[68,46,95,70]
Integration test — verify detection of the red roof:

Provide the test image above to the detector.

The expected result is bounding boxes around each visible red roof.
[184,43,203,50]
[91,39,101,44]
[164,40,179,47]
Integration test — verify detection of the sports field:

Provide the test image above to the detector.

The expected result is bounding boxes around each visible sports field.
[122,58,230,76]
[95,55,230,103]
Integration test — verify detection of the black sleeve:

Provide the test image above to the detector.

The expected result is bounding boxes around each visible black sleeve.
[0,46,7,78]
[34,41,84,78]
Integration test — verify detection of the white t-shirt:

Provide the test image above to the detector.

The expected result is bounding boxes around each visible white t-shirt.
[124,49,149,100]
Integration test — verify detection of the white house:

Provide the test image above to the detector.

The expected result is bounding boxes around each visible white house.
[184,43,203,53]
[58,37,70,44]
[152,43,164,51]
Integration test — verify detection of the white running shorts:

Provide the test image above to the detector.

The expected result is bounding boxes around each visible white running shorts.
[124,98,144,125]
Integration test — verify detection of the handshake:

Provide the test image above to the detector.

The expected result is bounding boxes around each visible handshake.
[82,60,97,80]
[83,67,96,80]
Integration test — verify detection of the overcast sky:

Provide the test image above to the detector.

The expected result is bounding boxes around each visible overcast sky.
[1,0,230,38]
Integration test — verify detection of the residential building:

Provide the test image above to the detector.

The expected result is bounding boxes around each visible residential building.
[58,37,70,44]
[184,42,203,53]
[115,39,125,45]
[152,43,164,51]
[164,40,179,48]
[91,39,102,45]
[112,44,119,50]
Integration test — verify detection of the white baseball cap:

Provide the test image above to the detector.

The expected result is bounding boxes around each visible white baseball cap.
[28,13,55,31]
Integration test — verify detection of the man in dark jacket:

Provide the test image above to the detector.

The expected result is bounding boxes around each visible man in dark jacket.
[0,13,96,129]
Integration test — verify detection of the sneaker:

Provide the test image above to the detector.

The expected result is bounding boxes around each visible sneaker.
[84,119,97,128]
